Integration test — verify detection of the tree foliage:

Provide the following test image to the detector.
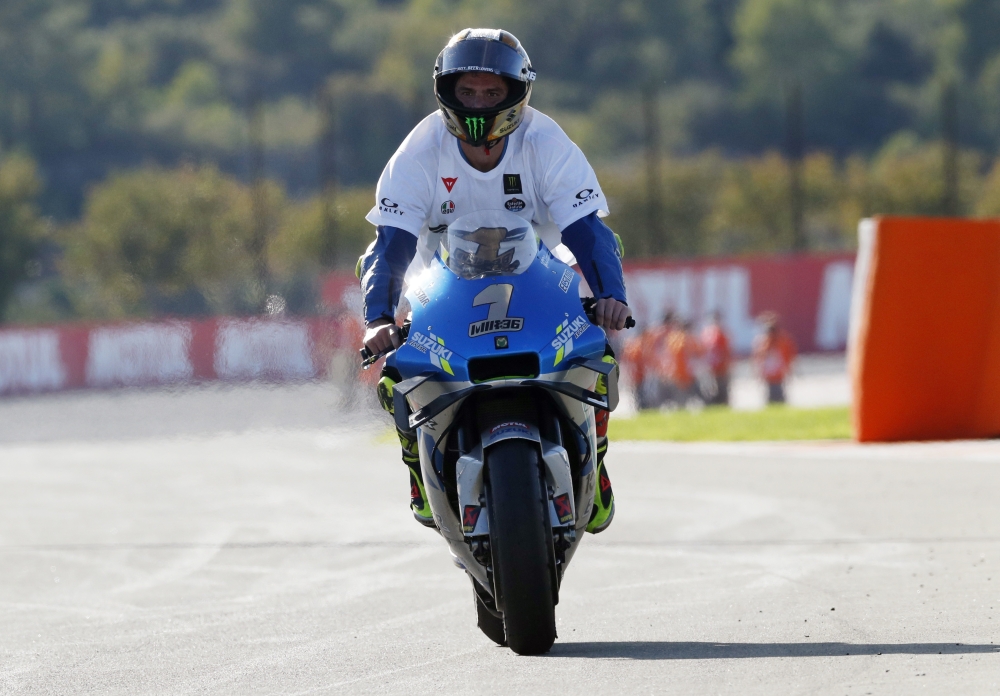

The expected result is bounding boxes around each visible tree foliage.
[61,163,381,319]
[65,165,265,317]
[7,0,1000,322]
[3,0,1000,217]
[600,140,993,259]
[0,152,44,321]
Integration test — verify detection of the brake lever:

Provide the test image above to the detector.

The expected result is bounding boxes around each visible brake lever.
[581,297,636,329]
[359,346,385,369]
[359,323,411,369]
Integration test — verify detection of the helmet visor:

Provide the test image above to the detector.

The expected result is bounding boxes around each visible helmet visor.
[437,39,534,83]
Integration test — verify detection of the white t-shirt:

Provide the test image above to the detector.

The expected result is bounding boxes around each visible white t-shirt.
[365,107,609,282]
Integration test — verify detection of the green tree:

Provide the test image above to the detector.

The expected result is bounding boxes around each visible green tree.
[64,164,287,318]
[269,186,375,276]
[0,152,44,322]
[732,0,854,95]
[705,151,793,253]
[863,134,983,217]
[601,150,856,259]
[0,1,95,158]
[972,158,1000,218]
[599,153,726,258]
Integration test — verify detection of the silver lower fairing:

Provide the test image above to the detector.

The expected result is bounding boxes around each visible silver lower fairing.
[405,362,608,599]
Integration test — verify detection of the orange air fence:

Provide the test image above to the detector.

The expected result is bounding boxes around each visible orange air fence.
[850,217,1000,442]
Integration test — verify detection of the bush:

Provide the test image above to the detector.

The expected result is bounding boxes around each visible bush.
[598,142,993,260]
[0,152,43,322]
[863,134,983,217]
[46,141,1000,324]
[64,164,268,318]
[269,187,379,276]
[62,164,383,320]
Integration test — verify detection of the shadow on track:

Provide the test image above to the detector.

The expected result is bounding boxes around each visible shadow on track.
[549,642,999,660]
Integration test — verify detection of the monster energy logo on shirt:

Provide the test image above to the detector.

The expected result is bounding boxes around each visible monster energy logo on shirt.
[465,116,486,141]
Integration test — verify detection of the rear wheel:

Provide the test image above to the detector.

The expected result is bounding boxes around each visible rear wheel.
[486,439,556,655]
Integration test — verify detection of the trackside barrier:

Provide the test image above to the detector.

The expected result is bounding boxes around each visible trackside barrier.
[0,250,856,397]
[0,316,362,397]
[611,253,855,354]
[849,217,1000,442]
[322,252,859,356]
[0,329,67,393]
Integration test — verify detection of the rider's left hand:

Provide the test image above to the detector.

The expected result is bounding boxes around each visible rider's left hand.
[594,298,631,331]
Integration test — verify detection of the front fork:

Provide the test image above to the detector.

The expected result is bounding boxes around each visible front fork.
[377,362,601,599]
[452,402,596,601]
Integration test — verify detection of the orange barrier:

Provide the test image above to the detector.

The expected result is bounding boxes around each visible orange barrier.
[850,217,1000,442]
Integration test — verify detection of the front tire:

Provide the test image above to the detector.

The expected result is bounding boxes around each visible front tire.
[486,439,556,655]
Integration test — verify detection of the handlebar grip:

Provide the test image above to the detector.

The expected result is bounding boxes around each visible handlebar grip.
[581,297,636,330]
[359,323,411,368]
[359,346,380,369]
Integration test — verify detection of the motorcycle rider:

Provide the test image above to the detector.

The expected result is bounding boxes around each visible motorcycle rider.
[359,28,630,534]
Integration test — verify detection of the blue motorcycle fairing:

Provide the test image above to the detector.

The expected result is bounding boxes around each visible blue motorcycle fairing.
[376,237,608,591]
[393,243,607,383]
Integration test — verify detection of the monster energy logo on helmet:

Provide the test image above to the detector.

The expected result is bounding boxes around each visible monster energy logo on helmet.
[434,29,535,145]
[464,116,486,141]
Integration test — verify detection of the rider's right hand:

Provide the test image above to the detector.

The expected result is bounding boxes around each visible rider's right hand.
[364,319,402,355]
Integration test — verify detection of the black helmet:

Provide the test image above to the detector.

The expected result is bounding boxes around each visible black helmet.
[433,29,536,147]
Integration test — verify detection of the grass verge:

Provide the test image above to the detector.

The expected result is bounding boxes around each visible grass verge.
[608,406,851,442]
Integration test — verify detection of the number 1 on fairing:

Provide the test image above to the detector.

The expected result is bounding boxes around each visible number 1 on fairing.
[473,284,514,321]
[469,284,524,337]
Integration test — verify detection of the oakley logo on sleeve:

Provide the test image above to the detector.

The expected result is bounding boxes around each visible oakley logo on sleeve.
[379,198,403,215]
[572,188,599,208]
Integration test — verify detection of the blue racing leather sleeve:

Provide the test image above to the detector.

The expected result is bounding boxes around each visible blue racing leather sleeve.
[560,212,627,304]
[359,225,418,325]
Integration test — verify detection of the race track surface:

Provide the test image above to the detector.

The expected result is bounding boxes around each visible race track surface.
[1,382,998,694]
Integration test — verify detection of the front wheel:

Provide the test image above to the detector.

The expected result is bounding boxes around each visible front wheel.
[486,439,556,655]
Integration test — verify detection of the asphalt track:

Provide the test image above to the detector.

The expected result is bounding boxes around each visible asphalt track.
[1,381,999,694]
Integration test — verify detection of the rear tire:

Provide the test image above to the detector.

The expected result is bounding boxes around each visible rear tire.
[486,439,556,655]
